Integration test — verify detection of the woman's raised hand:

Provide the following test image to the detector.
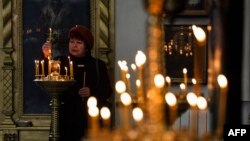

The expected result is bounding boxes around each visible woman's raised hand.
[42,41,52,58]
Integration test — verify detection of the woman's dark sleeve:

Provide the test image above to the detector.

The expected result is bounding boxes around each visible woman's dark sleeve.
[96,60,113,107]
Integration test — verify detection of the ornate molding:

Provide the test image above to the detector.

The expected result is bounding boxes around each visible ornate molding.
[1,0,15,127]
[92,0,114,63]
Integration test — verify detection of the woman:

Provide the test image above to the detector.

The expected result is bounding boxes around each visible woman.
[42,25,113,141]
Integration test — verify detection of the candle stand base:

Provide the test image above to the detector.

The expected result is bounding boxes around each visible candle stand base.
[34,80,75,141]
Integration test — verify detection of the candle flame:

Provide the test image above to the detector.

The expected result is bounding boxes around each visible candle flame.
[217,74,228,88]
[180,83,186,90]
[165,92,177,106]
[136,79,141,87]
[197,96,207,110]
[186,92,197,107]
[120,92,132,106]
[131,63,137,71]
[118,60,128,71]
[87,96,97,108]
[132,107,143,122]
[154,74,165,88]
[192,78,197,84]
[88,106,99,117]
[166,76,171,83]
[183,68,187,74]
[115,80,126,93]
[100,107,111,120]
[192,25,206,43]
[135,50,146,67]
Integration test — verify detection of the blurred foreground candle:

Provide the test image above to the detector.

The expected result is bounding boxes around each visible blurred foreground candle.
[126,73,132,95]
[132,107,143,127]
[87,97,99,134]
[183,68,188,88]
[100,107,111,130]
[88,106,99,133]
[87,96,97,108]
[120,92,132,130]
[197,96,208,135]
[180,83,186,94]
[118,60,128,84]
[165,92,177,127]
[166,76,171,91]
[135,51,146,105]
[115,80,126,94]
[186,92,198,136]
[192,25,206,46]
[192,78,198,94]
[216,74,228,138]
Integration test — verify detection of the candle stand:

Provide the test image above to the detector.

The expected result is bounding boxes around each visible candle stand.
[34,80,75,141]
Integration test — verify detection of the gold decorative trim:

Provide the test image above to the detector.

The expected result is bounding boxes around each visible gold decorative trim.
[0,0,15,127]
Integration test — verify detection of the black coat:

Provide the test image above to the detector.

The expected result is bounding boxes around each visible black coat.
[54,54,113,141]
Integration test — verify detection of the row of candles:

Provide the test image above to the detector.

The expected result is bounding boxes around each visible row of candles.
[34,56,74,80]
[82,50,228,141]
[111,49,228,140]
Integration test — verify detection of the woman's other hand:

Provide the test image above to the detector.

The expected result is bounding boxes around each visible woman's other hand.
[79,87,91,98]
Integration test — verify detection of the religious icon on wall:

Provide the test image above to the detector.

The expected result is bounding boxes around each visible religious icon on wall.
[164,25,208,83]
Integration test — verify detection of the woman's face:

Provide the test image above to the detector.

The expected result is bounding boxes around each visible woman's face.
[68,38,87,57]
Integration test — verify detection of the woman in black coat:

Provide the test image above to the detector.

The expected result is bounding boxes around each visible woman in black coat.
[42,25,113,141]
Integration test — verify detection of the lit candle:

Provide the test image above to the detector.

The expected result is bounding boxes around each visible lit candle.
[192,25,206,46]
[70,61,73,78]
[88,106,99,133]
[87,97,99,135]
[131,63,136,72]
[100,107,111,130]
[118,60,128,85]
[35,60,39,76]
[132,107,143,127]
[68,56,71,66]
[216,74,228,138]
[126,73,132,95]
[166,76,171,91]
[120,92,132,130]
[197,96,208,136]
[165,92,177,127]
[192,78,197,92]
[41,60,44,76]
[49,28,52,41]
[180,83,186,94]
[135,51,146,105]
[48,58,51,75]
[186,92,198,136]
[115,80,126,94]
[183,68,188,88]
[154,74,165,94]
[65,67,68,76]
